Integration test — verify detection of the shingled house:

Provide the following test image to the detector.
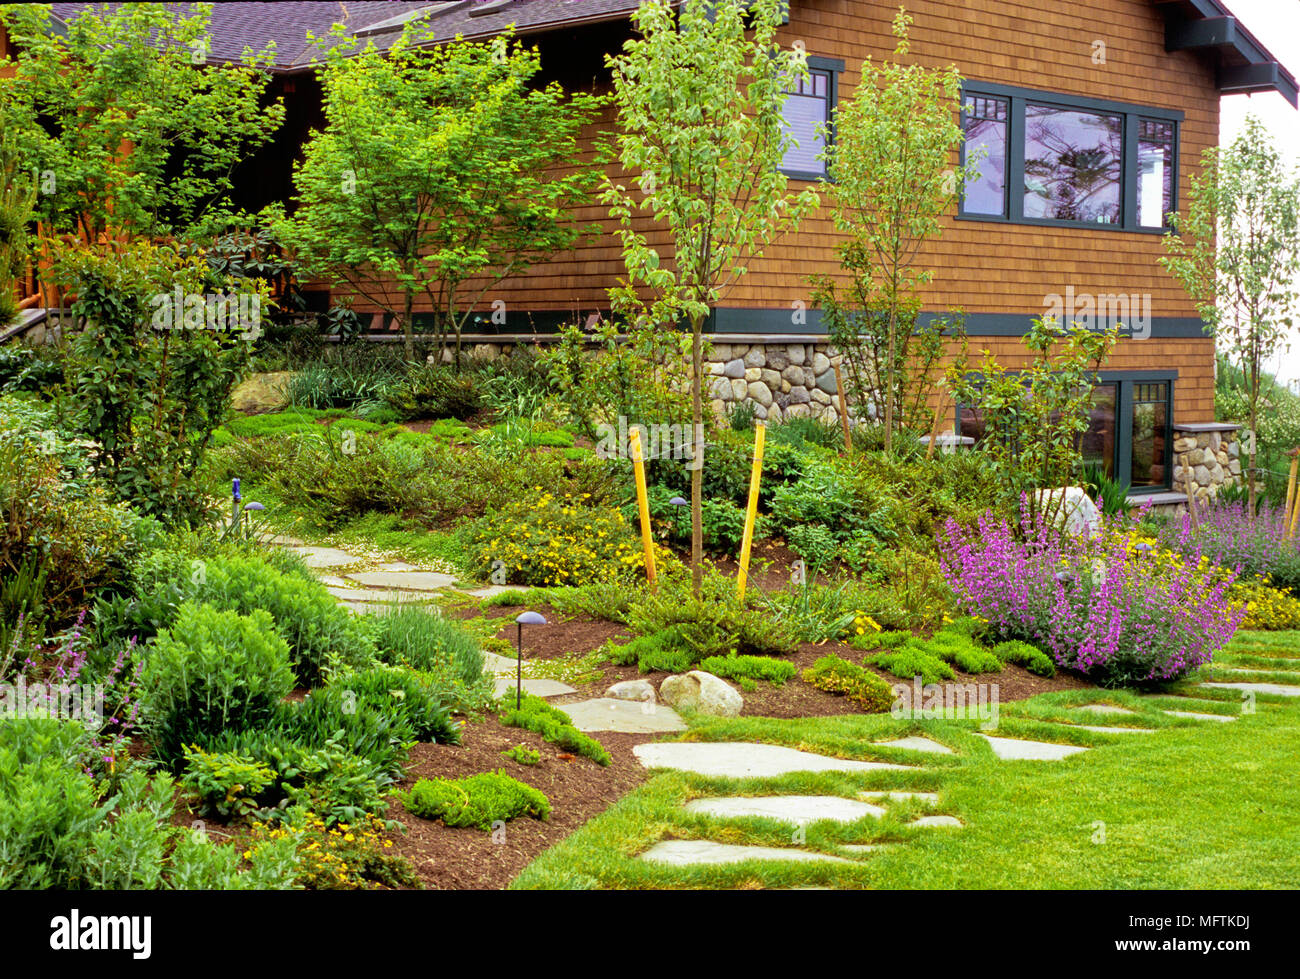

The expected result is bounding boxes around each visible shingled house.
[9,0,1298,501]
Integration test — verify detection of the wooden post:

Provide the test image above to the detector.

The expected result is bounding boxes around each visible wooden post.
[833,360,853,454]
[925,394,949,463]
[1183,454,1199,530]
[629,427,656,590]
[736,422,766,601]
[1285,449,1299,539]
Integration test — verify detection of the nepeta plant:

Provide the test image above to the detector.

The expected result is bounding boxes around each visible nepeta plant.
[940,507,1245,686]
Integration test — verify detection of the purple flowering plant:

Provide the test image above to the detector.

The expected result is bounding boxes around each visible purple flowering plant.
[939,503,1246,686]
[1156,499,1300,590]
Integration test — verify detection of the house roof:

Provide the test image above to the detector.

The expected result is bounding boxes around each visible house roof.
[40,0,1298,104]
[48,1,643,70]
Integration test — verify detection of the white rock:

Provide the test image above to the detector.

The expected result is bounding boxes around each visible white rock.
[1033,487,1102,537]
[607,679,656,702]
[659,671,744,716]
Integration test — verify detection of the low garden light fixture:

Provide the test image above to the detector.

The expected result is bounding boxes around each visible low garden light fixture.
[669,496,688,540]
[513,611,547,710]
[244,502,265,511]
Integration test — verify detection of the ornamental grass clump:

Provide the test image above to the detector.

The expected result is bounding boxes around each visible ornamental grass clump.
[940,507,1245,686]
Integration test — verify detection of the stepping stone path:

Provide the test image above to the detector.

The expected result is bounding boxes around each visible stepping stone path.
[1200,682,1300,698]
[286,545,363,569]
[873,736,953,755]
[493,677,577,699]
[559,698,687,734]
[684,795,886,825]
[1076,704,1136,715]
[348,570,459,591]
[633,742,914,778]
[1165,710,1235,723]
[640,840,852,867]
[976,733,1089,761]
[908,815,962,829]
[1068,724,1154,734]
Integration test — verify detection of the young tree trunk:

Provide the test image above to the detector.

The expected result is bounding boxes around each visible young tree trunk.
[883,307,897,455]
[401,290,415,362]
[690,318,704,598]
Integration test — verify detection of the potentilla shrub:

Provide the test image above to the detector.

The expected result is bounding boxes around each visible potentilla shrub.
[939,510,1245,686]
[465,493,646,587]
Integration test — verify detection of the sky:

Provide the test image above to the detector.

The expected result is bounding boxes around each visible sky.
[1218,0,1300,386]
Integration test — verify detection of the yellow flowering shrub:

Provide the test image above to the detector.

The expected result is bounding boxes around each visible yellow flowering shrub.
[466,492,645,587]
[1232,576,1300,630]
[247,812,419,890]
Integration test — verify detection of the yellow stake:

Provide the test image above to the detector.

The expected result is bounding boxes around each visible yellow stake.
[629,427,656,589]
[736,422,766,600]
[1286,449,1300,540]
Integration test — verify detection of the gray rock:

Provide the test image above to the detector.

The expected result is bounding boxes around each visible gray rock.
[639,840,852,867]
[744,347,766,367]
[712,344,731,361]
[873,736,953,755]
[348,570,456,591]
[811,389,831,405]
[493,676,576,698]
[607,679,656,702]
[976,734,1089,761]
[815,370,839,394]
[285,546,361,569]
[723,358,746,379]
[1200,682,1300,697]
[781,364,805,384]
[812,351,831,374]
[767,350,790,371]
[633,741,914,777]
[744,367,762,382]
[684,795,886,825]
[787,386,811,405]
[788,344,806,366]
[748,381,773,407]
[908,815,963,829]
[709,377,733,400]
[660,671,743,716]
[561,697,686,733]
[730,378,748,400]
[760,368,782,388]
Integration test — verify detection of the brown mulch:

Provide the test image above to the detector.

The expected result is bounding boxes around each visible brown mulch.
[388,716,650,890]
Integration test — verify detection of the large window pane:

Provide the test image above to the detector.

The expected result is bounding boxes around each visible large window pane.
[781,70,830,176]
[962,96,1008,216]
[1138,118,1175,228]
[1080,383,1117,479]
[1130,382,1170,488]
[1023,105,1122,224]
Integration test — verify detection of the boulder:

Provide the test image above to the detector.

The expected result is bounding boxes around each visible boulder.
[723,358,746,379]
[607,679,656,703]
[660,671,743,717]
[230,371,293,415]
[812,351,831,375]
[787,344,806,366]
[1033,487,1102,537]
[748,381,773,407]
[743,347,766,367]
[787,385,811,405]
[815,370,839,394]
[767,350,790,371]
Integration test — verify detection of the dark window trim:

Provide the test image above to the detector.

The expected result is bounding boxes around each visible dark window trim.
[954,368,1178,493]
[959,80,1182,234]
[779,56,844,182]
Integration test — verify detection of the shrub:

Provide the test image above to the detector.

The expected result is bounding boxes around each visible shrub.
[1233,576,1300,630]
[500,695,611,766]
[867,647,956,685]
[919,630,1004,674]
[626,581,799,658]
[992,640,1056,677]
[941,508,1246,685]
[465,493,646,587]
[801,655,896,712]
[181,747,277,820]
[191,554,377,685]
[397,770,550,829]
[382,365,481,420]
[247,810,419,890]
[697,654,799,685]
[140,603,296,766]
[370,604,484,691]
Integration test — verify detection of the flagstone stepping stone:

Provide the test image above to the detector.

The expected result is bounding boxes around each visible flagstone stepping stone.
[461,584,516,599]
[325,585,434,605]
[1075,704,1136,715]
[346,570,457,591]
[838,844,883,855]
[1068,724,1155,734]
[858,791,939,806]
[976,733,1089,761]
[268,534,305,547]
[639,840,852,867]
[909,815,963,829]
[316,574,352,588]
[287,545,362,568]
[684,795,886,825]
[633,742,914,778]
[873,736,953,755]
[482,652,521,673]
[561,698,686,733]
[493,676,577,699]
[1165,709,1235,722]
[1200,682,1300,697]
[375,561,417,572]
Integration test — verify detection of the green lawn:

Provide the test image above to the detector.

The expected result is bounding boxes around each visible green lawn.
[511,631,1300,889]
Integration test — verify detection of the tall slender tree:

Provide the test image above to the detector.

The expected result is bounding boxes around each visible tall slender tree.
[603,0,818,594]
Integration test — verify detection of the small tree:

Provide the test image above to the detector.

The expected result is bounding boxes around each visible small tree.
[603,0,819,594]
[276,21,601,361]
[1161,114,1300,513]
[0,2,283,260]
[949,318,1117,530]
[811,7,977,454]
[0,137,36,326]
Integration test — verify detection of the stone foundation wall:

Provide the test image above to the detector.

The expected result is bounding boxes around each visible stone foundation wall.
[702,341,848,424]
[1171,424,1246,504]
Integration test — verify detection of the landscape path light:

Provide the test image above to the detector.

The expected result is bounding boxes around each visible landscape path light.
[669,496,688,541]
[513,611,547,710]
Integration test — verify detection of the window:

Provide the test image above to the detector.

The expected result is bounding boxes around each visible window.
[959,372,1174,492]
[960,82,1180,232]
[1022,105,1122,224]
[779,57,843,180]
[962,96,1008,216]
[1138,118,1175,228]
